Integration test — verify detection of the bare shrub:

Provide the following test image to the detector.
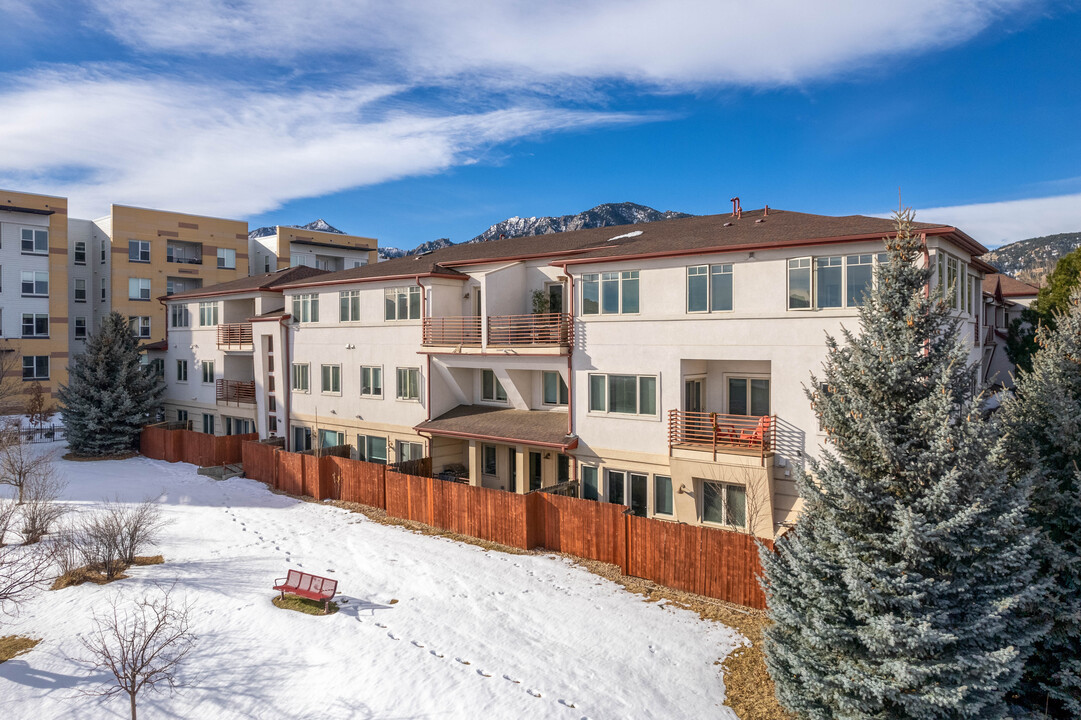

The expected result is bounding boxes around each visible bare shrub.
[0,496,17,546]
[0,438,57,505]
[53,519,87,578]
[19,471,67,544]
[78,511,125,580]
[76,585,197,720]
[111,498,168,565]
[0,540,55,619]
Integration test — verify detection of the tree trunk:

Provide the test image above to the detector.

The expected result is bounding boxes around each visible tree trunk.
[130,691,137,720]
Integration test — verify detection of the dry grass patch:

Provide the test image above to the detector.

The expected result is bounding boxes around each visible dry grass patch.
[61,452,139,462]
[50,555,164,590]
[0,635,40,664]
[272,594,339,616]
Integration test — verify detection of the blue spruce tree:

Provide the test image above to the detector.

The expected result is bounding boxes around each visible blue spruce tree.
[59,311,165,456]
[760,210,1044,719]
[1003,288,1081,718]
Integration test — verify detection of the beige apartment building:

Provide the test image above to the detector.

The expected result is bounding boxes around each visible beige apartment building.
[249,224,377,275]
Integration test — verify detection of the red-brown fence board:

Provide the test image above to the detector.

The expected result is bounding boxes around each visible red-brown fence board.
[530,493,627,567]
[327,456,385,507]
[277,452,304,496]
[242,441,277,485]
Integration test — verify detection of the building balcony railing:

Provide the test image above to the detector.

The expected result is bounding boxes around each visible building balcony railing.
[216,379,256,405]
[217,322,253,350]
[984,325,996,345]
[668,410,775,462]
[422,316,483,346]
[487,313,571,346]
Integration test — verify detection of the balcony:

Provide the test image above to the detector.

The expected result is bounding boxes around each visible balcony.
[421,313,571,351]
[422,316,482,346]
[217,322,253,351]
[216,379,255,405]
[668,410,775,463]
[167,241,203,265]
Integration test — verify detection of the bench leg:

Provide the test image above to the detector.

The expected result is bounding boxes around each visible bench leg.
[279,590,285,601]
[323,599,329,615]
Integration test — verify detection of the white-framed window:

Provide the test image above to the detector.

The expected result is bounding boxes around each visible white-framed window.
[482,444,497,475]
[947,255,960,309]
[170,305,190,328]
[21,227,48,254]
[815,256,843,308]
[21,313,48,338]
[321,364,341,394]
[176,359,188,382]
[128,240,150,263]
[702,481,746,529]
[100,240,107,263]
[396,367,420,401]
[100,277,107,302]
[358,434,387,464]
[727,376,770,416]
[74,278,86,302]
[581,270,639,315]
[128,316,151,339]
[129,277,151,301]
[74,316,87,339]
[687,264,733,313]
[202,413,215,435]
[317,429,344,448]
[292,294,319,323]
[790,254,881,310]
[384,286,421,321]
[788,258,812,309]
[587,373,657,416]
[397,440,424,463]
[481,369,507,402]
[339,290,360,321]
[290,254,313,268]
[581,465,599,501]
[217,247,236,269]
[21,270,48,297]
[292,363,310,392]
[542,371,568,405]
[654,475,674,516]
[360,366,382,397]
[176,409,188,424]
[74,241,86,264]
[201,360,215,384]
[607,469,626,504]
[22,355,49,380]
[198,301,219,326]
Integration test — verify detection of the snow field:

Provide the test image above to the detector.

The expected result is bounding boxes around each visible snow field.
[0,451,744,719]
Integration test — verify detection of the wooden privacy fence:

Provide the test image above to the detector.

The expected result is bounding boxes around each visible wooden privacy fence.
[140,424,257,467]
[239,441,768,609]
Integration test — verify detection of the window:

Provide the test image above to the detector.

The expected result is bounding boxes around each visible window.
[129,278,151,300]
[128,316,151,338]
[264,256,271,273]
[74,316,87,339]
[149,358,164,376]
[100,278,107,301]
[582,466,599,501]
[788,258,812,309]
[358,435,387,464]
[687,264,733,313]
[21,271,48,296]
[321,364,341,394]
[655,475,673,516]
[268,395,276,412]
[22,356,49,380]
[202,414,215,435]
[946,256,959,309]
[360,366,382,397]
[217,247,236,269]
[318,429,344,448]
[201,360,214,384]
[607,470,625,505]
[170,305,190,328]
[198,301,219,326]
[21,227,48,254]
[74,241,86,264]
[384,286,421,320]
[21,314,49,338]
[581,273,600,315]
[815,256,843,308]
[845,254,874,307]
[100,241,107,263]
[397,441,424,463]
[290,254,312,268]
[340,290,360,321]
[543,371,568,405]
[728,377,770,416]
[483,445,497,475]
[396,367,420,400]
[268,416,278,433]
[586,270,639,315]
[176,409,188,424]
[292,294,319,323]
[481,369,507,402]
[293,426,312,452]
[176,360,188,382]
[702,481,746,529]
[292,363,310,392]
[128,240,150,263]
[74,278,86,302]
[588,373,657,416]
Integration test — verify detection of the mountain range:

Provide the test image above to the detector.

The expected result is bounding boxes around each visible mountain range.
[248,218,344,240]
[984,230,1081,286]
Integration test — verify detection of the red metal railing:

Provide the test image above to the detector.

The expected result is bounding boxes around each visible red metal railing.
[668,410,775,463]
[217,322,253,349]
[487,313,571,346]
[422,316,482,346]
[216,379,256,405]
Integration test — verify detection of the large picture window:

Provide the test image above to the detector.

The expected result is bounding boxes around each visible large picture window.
[791,254,885,310]
[702,481,746,529]
[358,434,387,464]
[292,294,319,323]
[198,301,219,326]
[588,373,657,416]
[542,371,568,405]
[582,270,639,315]
[481,370,507,402]
[687,264,733,313]
[384,286,421,320]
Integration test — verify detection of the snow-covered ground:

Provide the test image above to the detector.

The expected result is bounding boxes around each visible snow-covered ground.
[1,446,744,719]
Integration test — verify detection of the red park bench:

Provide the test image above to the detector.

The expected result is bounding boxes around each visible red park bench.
[273,570,338,614]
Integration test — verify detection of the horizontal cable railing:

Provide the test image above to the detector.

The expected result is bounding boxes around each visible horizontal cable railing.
[487,313,571,346]
[216,379,256,405]
[668,410,775,462]
[217,322,253,348]
[422,316,483,346]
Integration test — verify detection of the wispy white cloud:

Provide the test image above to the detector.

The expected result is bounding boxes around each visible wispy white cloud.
[88,0,1034,88]
[916,192,1081,248]
[0,69,646,218]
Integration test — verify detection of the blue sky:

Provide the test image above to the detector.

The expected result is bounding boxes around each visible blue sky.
[1,1,1079,250]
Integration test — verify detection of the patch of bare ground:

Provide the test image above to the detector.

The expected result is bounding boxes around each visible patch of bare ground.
[50,555,164,590]
[0,636,40,663]
[271,594,340,616]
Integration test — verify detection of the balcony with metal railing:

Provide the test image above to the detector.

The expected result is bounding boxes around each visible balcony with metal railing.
[668,410,775,464]
[166,240,203,265]
[217,322,253,351]
[216,379,256,405]
[421,313,572,353]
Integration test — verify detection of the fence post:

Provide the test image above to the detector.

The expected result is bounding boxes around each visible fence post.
[622,511,630,577]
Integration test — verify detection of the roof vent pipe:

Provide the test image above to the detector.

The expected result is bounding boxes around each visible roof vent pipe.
[730,197,742,218]
[763,205,769,217]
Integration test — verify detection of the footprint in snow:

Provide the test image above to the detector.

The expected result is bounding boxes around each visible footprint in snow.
[387,632,399,640]
[558,699,577,709]
[375,623,387,628]
[430,650,444,659]
[411,641,425,648]
[476,669,492,678]
[526,689,542,698]
[503,675,520,684]
[455,657,470,665]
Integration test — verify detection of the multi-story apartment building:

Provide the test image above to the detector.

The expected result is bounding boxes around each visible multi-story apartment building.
[0,189,71,405]
[154,208,995,540]
[249,224,377,275]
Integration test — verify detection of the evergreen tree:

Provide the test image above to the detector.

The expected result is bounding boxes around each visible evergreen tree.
[59,312,165,456]
[1002,288,1081,718]
[760,210,1044,719]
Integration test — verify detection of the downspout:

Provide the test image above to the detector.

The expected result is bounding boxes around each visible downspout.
[417,275,432,423]
[279,314,292,450]
[566,271,575,438]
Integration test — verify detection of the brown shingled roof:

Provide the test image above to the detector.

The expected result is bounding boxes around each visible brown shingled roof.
[982,273,1039,298]
[162,265,329,300]
[415,405,576,449]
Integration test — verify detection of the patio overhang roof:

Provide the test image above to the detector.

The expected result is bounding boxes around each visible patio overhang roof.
[415,405,578,451]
